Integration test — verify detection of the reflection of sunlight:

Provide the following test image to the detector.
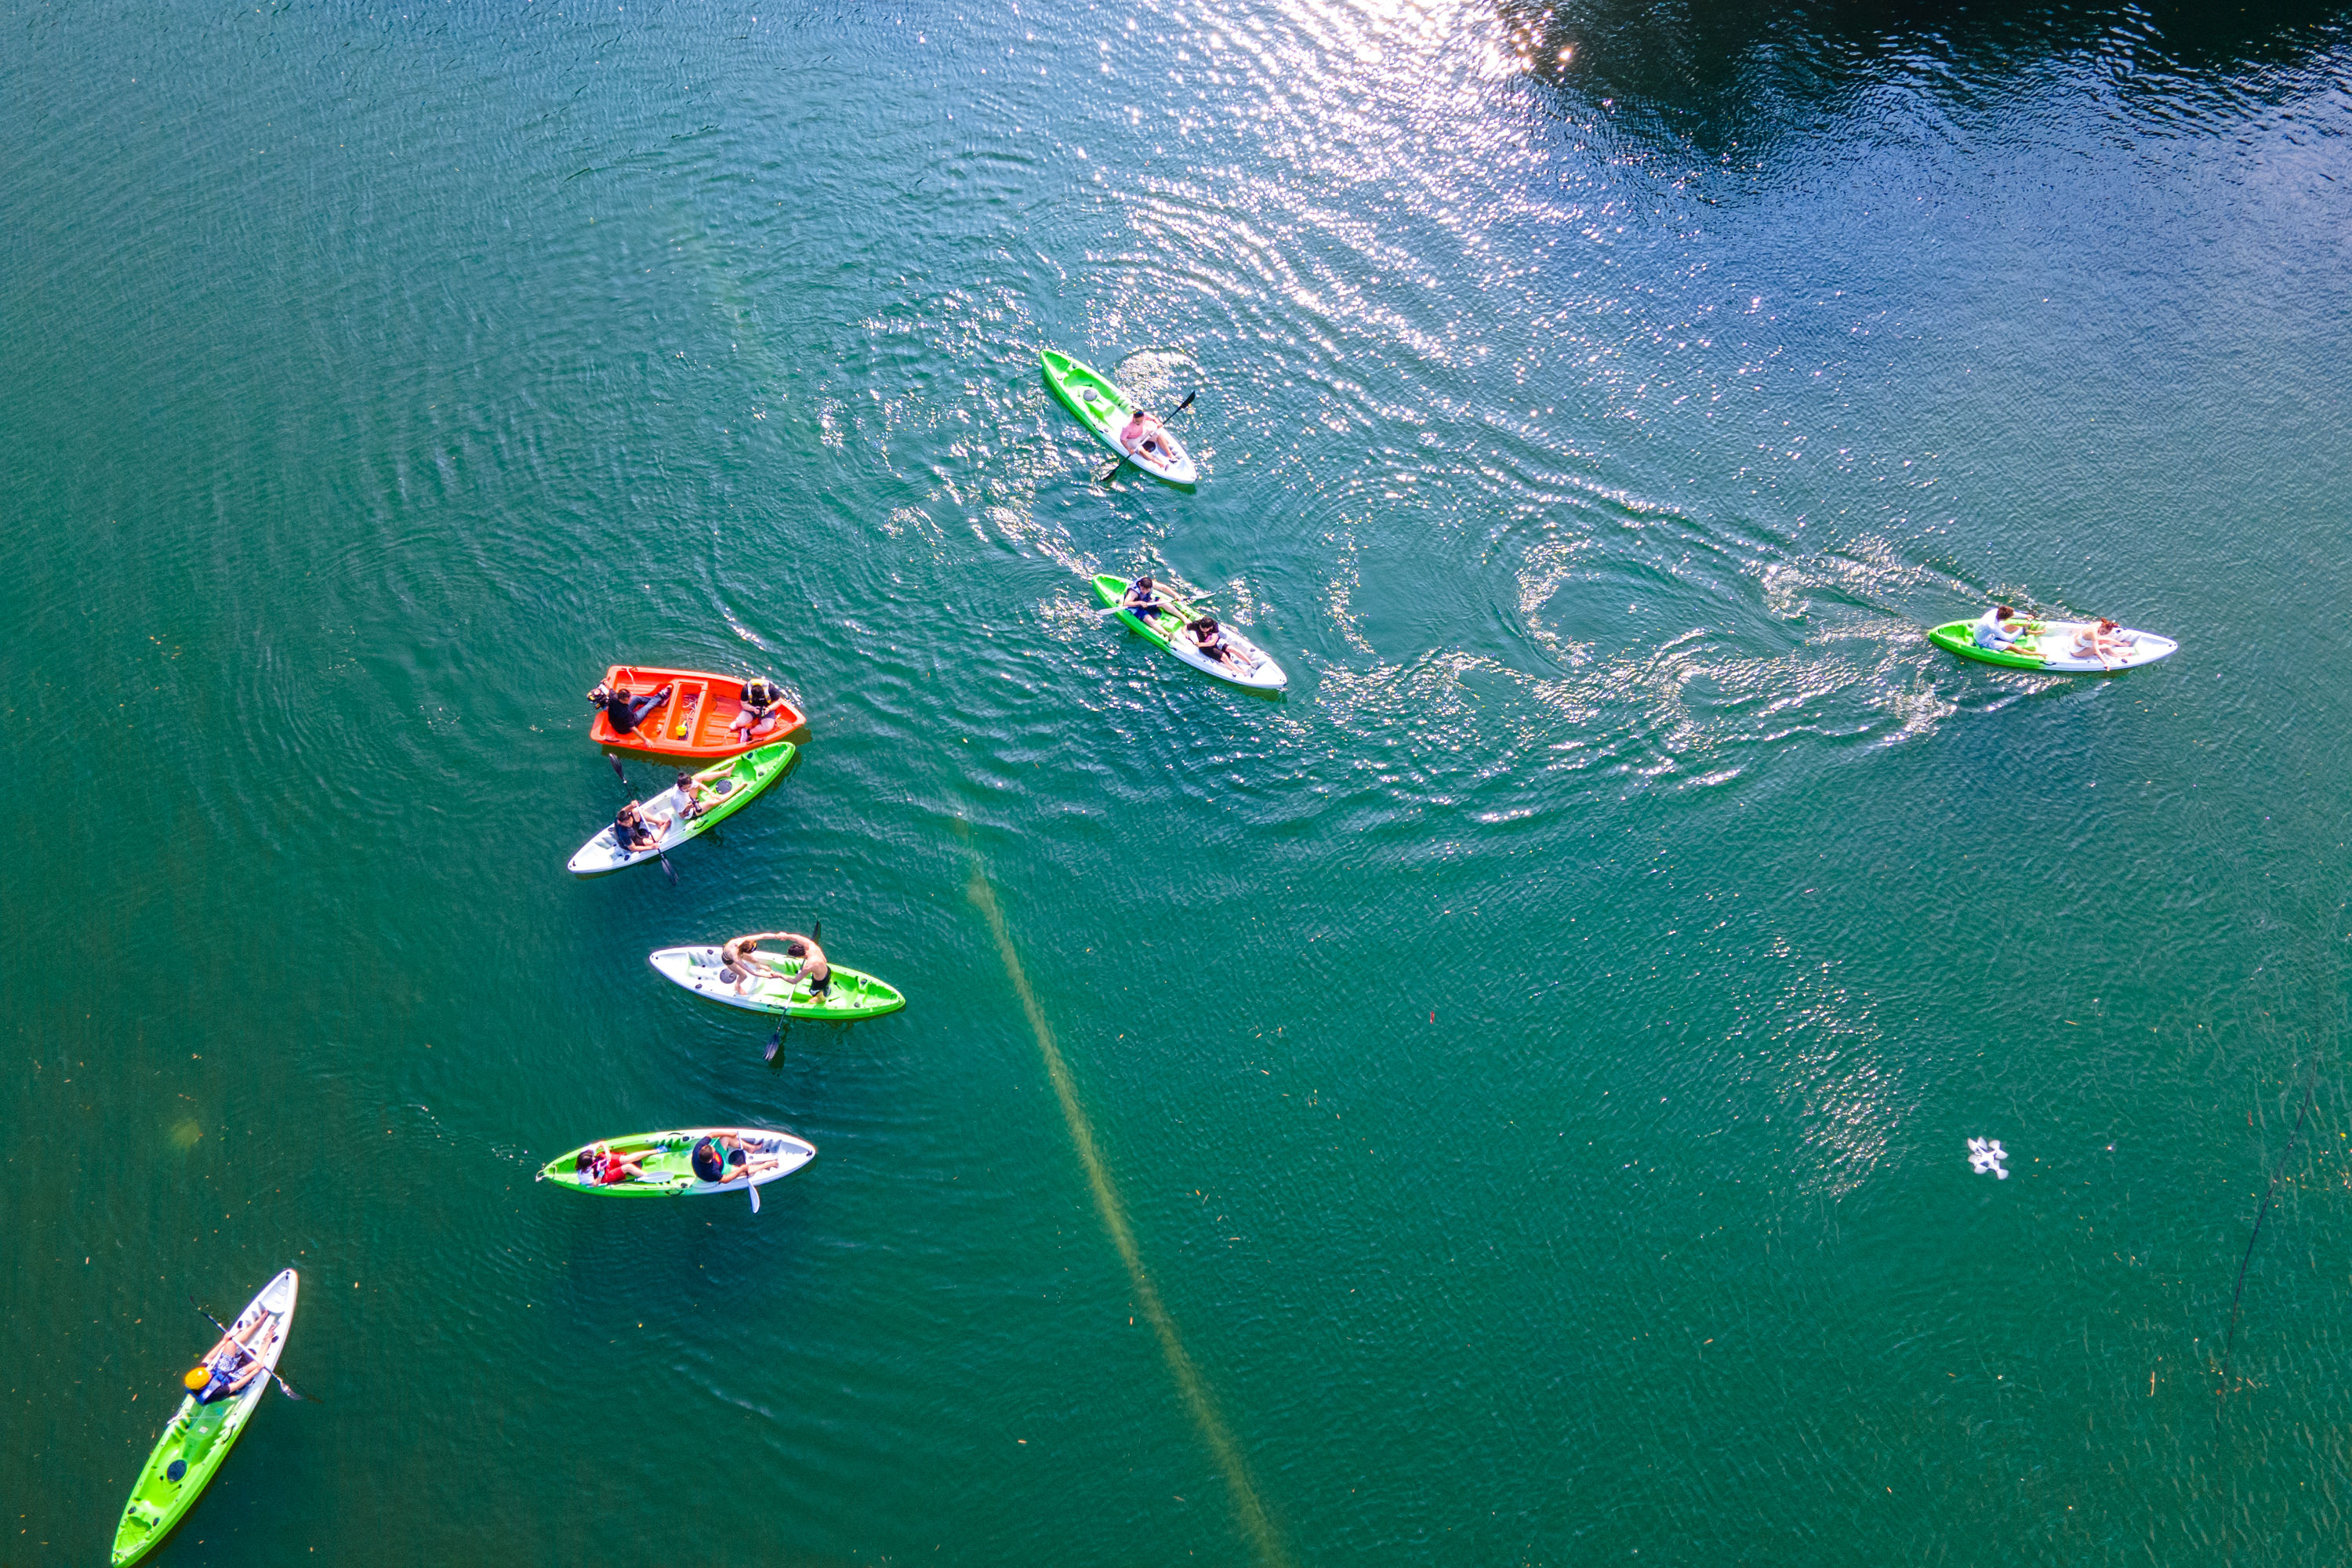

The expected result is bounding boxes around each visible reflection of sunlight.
[1741,935,1901,1200]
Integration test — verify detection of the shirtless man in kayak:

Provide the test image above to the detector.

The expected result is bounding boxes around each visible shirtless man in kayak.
[772,931,833,1000]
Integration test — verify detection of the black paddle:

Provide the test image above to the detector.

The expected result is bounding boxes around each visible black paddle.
[187,1298,316,1403]
[1092,390,1198,483]
[606,755,679,885]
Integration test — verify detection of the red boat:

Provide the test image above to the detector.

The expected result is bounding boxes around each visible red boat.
[588,665,810,760]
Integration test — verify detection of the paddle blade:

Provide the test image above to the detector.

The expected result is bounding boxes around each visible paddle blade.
[659,853,678,887]
[608,753,626,783]
[812,919,821,944]
[748,1181,761,1214]
[1174,389,1197,412]
[764,1025,783,1064]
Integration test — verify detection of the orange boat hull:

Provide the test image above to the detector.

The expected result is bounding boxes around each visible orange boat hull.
[590,665,810,760]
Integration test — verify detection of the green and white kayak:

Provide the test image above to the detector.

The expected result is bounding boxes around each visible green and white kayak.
[112,1269,299,1567]
[648,946,907,1022]
[567,741,797,876]
[1927,619,2179,673]
[1093,573,1287,693]
[1041,348,1198,487]
[536,1127,817,1197]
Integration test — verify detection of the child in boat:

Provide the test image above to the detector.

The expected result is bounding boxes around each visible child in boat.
[579,1142,652,1185]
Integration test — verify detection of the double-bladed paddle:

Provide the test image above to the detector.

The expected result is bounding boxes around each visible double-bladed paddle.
[1093,389,1197,483]
[187,1297,316,1403]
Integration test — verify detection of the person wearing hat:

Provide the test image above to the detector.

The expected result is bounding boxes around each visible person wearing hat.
[184,1316,270,1406]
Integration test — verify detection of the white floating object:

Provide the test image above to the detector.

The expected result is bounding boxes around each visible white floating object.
[1967,1137,2009,1180]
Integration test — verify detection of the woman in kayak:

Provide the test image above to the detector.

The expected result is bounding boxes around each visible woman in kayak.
[2070,618,2129,662]
[1119,408,1170,463]
[726,677,787,743]
[719,932,798,996]
[1186,616,1238,667]
[673,765,730,822]
[588,679,674,735]
[1972,605,2029,651]
[1121,575,1174,626]
[183,1317,270,1406]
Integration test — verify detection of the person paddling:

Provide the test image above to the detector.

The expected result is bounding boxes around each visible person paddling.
[1121,574,1174,626]
[1119,407,1171,463]
[183,1316,270,1406]
[612,800,668,855]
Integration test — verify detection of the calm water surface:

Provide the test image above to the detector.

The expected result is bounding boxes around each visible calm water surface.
[6,0,2352,1561]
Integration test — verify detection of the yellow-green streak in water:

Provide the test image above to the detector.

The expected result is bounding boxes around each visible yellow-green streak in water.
[966,859,1290,1568]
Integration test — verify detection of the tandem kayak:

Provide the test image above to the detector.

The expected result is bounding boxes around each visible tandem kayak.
[1092,573,1287,693]
[567,742,797,877]
[536,1127,817,1197]
[1927,619,2178,673]
[1042,349,1198,487]
[590,665,809,760]
[648,945,907,1022]
[112,1269,299,1567]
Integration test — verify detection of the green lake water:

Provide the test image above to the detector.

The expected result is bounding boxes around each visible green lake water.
[7,1,2352,1561]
